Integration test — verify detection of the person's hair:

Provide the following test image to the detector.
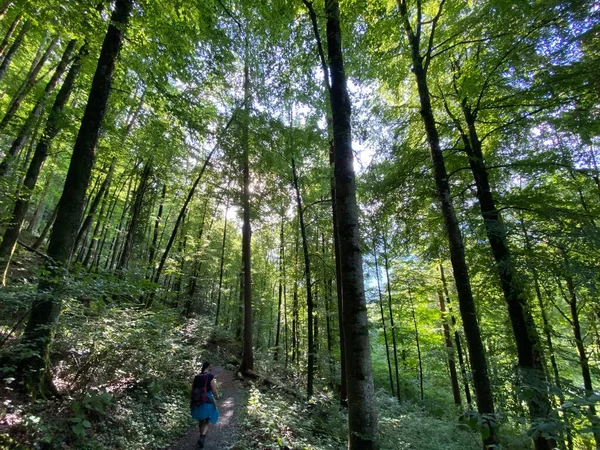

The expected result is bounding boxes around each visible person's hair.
[200,361,210,373]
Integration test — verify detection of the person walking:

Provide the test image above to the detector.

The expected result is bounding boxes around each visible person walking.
[190,361,219,448]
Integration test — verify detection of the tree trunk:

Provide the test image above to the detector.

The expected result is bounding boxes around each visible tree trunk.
[31,203,58,250]
[382,232,401,401]
[0,13,21,64]
[456,100,554,449]
[74,157,116,257]
[325,0,377,445]
[0,1,11,21]
[440,263,472,406]
[214,197,230,326]
[291,157,315,398]
[274,210,285,361]
[117,157,152,271]
[147,114,235,307]
[562,254,600,448]
[0,19,28,85]
[83,178,110,268]
[438,288,462,406]
[373,233,395,396]
[408,286,424,401]
[0,35,59,131]
[396,1,497,445]
[0,40,83,284]
[330,145,347,406]
[292,225,299,364]
[27,171,53,233]
[16,0,132,397]
[148,182,166,266]
[239,46,254,375]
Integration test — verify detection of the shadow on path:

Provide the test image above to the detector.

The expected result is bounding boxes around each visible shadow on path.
[167,367,246,450]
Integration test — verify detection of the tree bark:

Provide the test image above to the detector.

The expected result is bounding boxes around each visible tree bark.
[214,197,230,326]
[455,98,554,449]
[438,288,462,406]
[0,35,59,132]
[0,19,28,85]
[17,0,132,396]
[396,1,497,445]
[239,45,254,375]
[440,263,472,406]
[147,113,235,307]
[0,1,11,21]
[274,209,285,361]
[408,286,424,400]
[0,13,21,64]
[0,40,83,285]
[148,182,166,266]
[325,0,377,445]
[291,157,315,398]
[382,232,401,401]
[117,157,152,271]
[31,203,58,250]
[373,233,395,396]
[561,253,600,448]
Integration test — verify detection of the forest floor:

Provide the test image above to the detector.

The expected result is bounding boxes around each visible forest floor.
[166,367,246,450]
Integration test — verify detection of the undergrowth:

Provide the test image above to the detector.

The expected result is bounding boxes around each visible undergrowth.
[1,296,218,449]
[234,372,482,450]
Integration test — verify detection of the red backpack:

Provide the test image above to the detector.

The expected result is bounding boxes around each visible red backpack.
[191,374,212,406]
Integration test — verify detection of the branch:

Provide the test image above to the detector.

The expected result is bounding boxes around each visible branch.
[301,0,331,92]
[216,0,243,30]
[424,0,446,72]
[17,239,53,263]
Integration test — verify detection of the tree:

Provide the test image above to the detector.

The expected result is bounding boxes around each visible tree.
[16,0,133,396]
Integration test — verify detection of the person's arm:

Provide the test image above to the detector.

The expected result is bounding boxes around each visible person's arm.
[210,377,219,400]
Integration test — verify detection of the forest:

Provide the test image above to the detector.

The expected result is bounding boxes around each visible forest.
[0,0,598,449]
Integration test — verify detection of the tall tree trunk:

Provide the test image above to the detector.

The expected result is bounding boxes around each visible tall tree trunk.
[325,0,377,445]
[27,171,53,233]
[0,19,28,85]
[440,263,472,406]
[292,225,299,364]
[16,0,132,397]
[0,35,59,131]
[107,172,135,271]
[454,99,554,449]
[0,41,83,285]
[74,157,116,257]
[274,210,285,362]
[214,197,230,326]
[31,203,58,250]
[561,254,600,448]
[323,234,335,384]
[302,0,347,406]
[373,233,395,396]
[239,45,254,375]
[292,157,315,398]
[382,232,401,401]
[147,114,235,308]
[117,157,152,271]
[0,13,21,64]
[408,286,424,401]
[83,178,110,268]
[0,1,11,21]
[438,288,462,406]
[148,182,166,266]
[396,1,497,446]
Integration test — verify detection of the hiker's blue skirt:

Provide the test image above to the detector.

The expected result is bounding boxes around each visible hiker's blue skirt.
[191,392,219,424]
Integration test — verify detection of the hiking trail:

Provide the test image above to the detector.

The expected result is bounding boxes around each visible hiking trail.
[167,367,245,450]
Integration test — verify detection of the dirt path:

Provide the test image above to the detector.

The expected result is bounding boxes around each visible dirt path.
[167,367,246,450]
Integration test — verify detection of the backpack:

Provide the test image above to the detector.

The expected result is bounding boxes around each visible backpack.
[191,374,212,406]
